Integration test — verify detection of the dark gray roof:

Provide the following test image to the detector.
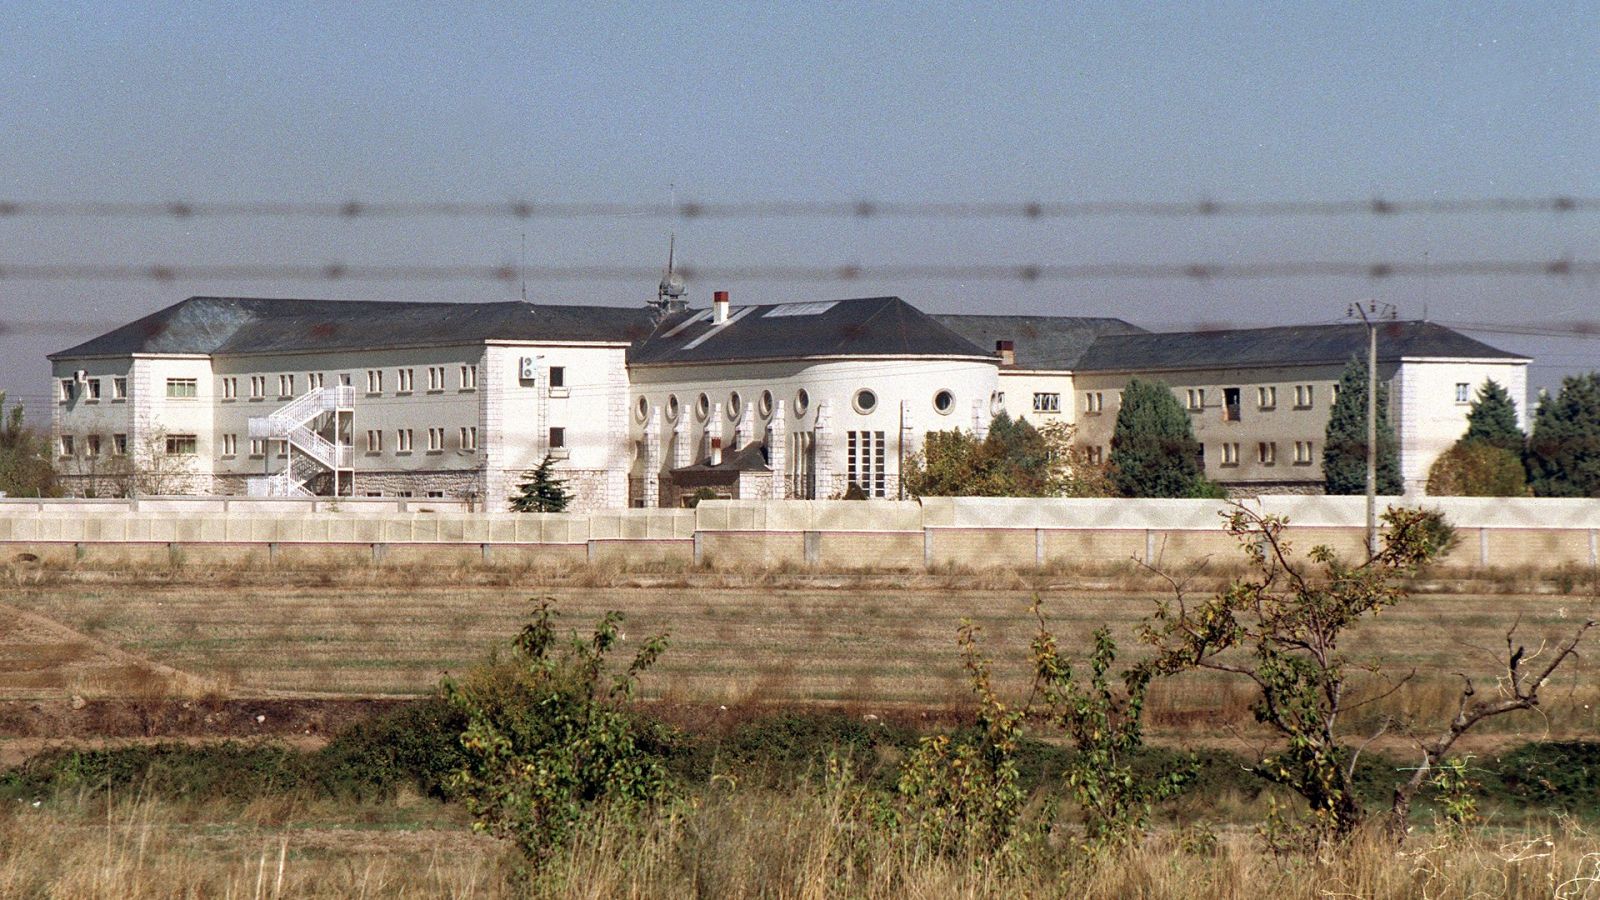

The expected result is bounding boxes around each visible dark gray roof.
[49,296,658,359]
[932,315,1146,370]
[1075,321,1527,373]
[671,442,771,474]
[629,296,989,366]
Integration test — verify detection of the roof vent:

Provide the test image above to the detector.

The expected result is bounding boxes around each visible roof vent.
[713,290,730,325]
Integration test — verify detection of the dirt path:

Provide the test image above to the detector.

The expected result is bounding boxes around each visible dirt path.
[0,601,219,701]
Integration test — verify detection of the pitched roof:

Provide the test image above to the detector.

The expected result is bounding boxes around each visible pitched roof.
[629,296,990,366]
[49,296,658,359]
[1074,321,1528,373]
[931,314,1147,370]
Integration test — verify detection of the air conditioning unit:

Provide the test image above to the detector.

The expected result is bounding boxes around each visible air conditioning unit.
[519,357,538,380]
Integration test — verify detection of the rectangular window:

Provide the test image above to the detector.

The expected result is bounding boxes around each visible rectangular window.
[1295,385,1314,409]
[249,376,266,398]
[278,374,294,397]
[1186,388,1206,411]
[85,434,101,457]
[365,491,383,497]
[426,490,445,498]
[166,377,198,398]
[1455,382,1470,404]
[549,426,566,449]
[846,430,888,497]
[1294,441,1313,464]
[366,430,382,453]
[549,366,566,388]
[85,378,101,401]
[428,366,445,391]
[113,377,128,400]
[460,364,477,389]
[397,429,414,452]
[58,434,74,456]
[58,379,75,402]
[396,491,413,498]
[307,372,325,390]
[1084,392,1104,414]
[1086,445,1104,465]
[1257,386,1276,409]
[1032,392,1061,414]
[1221,442,1240,465]
[427,427,444,451]
[221,434,237,456]
[1258,441,1277,465]
[397,368,414,393]
[165,434,198,455]
[249,438,266,457]
[112,434,127,456]
[366,370,383,393]
[459,426,478,450]
[221,377,237,399]
[1223,387,1241,422]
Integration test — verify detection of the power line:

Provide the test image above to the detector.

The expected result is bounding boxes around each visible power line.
[0,258,1596,284]
[0,196,1594,220]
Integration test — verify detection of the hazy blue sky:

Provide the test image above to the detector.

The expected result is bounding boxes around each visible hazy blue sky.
[2,1,1596,411]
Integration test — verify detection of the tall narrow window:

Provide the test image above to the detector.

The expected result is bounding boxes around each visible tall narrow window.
[428,367,445,391]
[222,377,237,399]
[1257,386,1276,409]
[1258,442,1277,465]
[397,368,414,392]
[1223,387,1242,422]
[85,435,102,457]
[85,379,102,401]
[366,430,382,453]
[277,374,294,397]
[459,426,478,450]
[112,434,128,456]
[58,435,74,456]
[221,434,237,456]
[58,379,75,402]
[427,427,444,451]
[366,370,383,393]
[112,377,128,400]
[846,430,887,497]
[1455,382,1470,403]
[549,427,566,448]
[397,429,414,452]
[460,365,478,389]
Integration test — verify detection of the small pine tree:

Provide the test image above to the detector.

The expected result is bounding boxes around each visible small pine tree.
[1525,373,1600,497]
[1108,379,1213,498]
[1323,357,1402,495]
[509,454,572,512]
[1462,379,1525,454]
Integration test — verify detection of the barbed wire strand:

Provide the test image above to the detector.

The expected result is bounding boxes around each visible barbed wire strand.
[0,258,1597,284]
[0,196,1596,220]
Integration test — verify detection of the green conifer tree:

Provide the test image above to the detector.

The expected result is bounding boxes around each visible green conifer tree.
[1108,379,1212,498]
[1323,358,1402,495]
[1525,373,1600,497]
[509,454,573,512]
[1462,379,1525,454]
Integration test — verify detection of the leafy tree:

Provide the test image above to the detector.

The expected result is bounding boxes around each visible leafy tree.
[1138,504,1592,846]
[1322,358,1402,495]
[1425,440,1527,496]
[1525,373,1600,497]
[509,454,572,512]
[444,600,670,865]
[1108,379,1214,498]
[902,413,1109,498]
[1462,379,1525,453]
[0,392,57,498]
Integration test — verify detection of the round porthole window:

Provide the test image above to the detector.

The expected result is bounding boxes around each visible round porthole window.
[853,389,877,414]
[665,394,680,421]
[794,389,810,417]
[758,390,774,417]
[695,393,710,420]
[635,396,650,422]
[933,389,955,415]
[728,391,742,419]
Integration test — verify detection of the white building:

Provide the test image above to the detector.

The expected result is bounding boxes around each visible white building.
[49,293,1530,505]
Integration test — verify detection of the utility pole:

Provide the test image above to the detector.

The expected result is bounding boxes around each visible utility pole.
[1348,299,1396,559]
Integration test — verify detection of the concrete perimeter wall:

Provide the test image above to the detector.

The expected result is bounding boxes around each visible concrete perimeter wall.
[2,496,1598,572]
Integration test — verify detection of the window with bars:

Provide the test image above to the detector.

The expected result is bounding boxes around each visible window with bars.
[846,430,887,497]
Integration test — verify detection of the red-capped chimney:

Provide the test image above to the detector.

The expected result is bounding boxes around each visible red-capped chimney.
[713,290,730,325]
[996,340,1015,367]
[710,436,723,466]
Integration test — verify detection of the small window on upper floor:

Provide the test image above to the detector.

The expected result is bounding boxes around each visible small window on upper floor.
[366,370,384,394]
[1455,382,1471,404]
[112,377,128,400]
[277,374,294,397]
[221,377,237,400]
[460,364,478,390]
[58,379,75,402]
[397,368,414,393]
[427,366,445,391]
[58,434,75,457]
[1031,392,1060,414]
[85,379,101,401]
[165,434,198,455]
[167,378,198,399]
[549,426,566,448]
[1257,386,1276,409]
[1223,387,1242,422]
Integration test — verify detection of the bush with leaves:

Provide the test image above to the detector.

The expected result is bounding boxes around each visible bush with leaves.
[1425,439,1527,496]
[445,600,670,864]
[893,621,1025,858]
[0,392,57,498]
[902,413,1109,498]
[1030,603,1192,852]
[1137,504,1592,846]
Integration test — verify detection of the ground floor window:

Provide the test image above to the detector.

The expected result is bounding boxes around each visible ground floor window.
[846,430,887,498]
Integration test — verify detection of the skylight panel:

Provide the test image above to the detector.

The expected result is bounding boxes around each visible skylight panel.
[764,301,839,318]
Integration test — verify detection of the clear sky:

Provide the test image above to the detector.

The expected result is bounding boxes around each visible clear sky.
[2,1,1596,413]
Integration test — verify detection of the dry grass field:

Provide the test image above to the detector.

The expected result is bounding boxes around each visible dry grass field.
[1,572,1596,740]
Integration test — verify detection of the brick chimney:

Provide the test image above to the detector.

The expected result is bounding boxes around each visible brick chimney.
[710,436,723,466]
[995,340,1015,367]
[713,290,730,325]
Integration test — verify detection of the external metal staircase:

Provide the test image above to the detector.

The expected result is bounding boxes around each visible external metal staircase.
[246,385,355,497]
